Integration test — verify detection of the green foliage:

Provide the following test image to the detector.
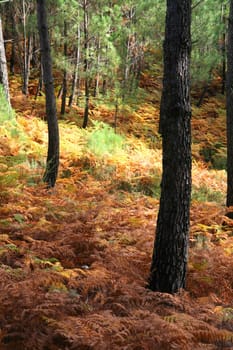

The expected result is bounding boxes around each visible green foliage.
[191,0,228,83]
[200,144,227,170]
[0,169,19,187]
[87,121,125,156]
[192,185,224,203]
[212,150,227,170]
[0,84,14,124]
[116,172,161,198]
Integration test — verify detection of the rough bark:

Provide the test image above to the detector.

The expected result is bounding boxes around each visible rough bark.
[148,0,192,294]
[37,0,59,188]
[226,0,233,207]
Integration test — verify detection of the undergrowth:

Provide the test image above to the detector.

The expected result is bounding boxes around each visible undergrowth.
[192,185,224,204]
[0,79,232,349]
[0,84,14,123]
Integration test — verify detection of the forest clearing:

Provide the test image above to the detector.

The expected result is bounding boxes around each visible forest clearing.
[0,0,233,349]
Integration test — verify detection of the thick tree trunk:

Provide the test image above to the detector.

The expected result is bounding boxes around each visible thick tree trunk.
[226,1,233,207]
[148,0,192,294]
[37,0,59,188]
[0,16,10,105]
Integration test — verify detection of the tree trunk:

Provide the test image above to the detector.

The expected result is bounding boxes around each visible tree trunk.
[226,0,233,206]
[122,36,130,101]
[69,23,81,107]
[10,40,15,75]
[35,62,43,100]
[37,0,59,188]
[22,34,32,95]
[61,20,67,116]
[221,4,226,95]
[148,0,192,294]
[93,36,100,98]
[82,0,89,129]
[0,15,10,105]
[22,0,30,95]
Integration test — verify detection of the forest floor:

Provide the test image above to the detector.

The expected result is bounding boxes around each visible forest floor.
[0,74,233,350]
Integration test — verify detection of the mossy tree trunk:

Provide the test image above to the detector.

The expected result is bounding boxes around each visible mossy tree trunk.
[37,0,59,188]
[148,0,192,294]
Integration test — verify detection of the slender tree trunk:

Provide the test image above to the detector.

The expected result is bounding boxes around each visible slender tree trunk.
[35,62,43,100]
[122,36,130,101]
[114,98,118,133]
[37,0,59,188]
[22,34,32,95]
[148,0,192,294]
[82,0,89,129]
[101,45,108,96]
[10,40,15,75]
[69,23,81,107]
[196,68,213,107]
[93,36,100,97]
[0,16,10,105]
[221,4,226,95]
[226,0,233,206]
[61,20,68,115]
[9,8,16,76]
[31,33,39,68]
[21,0,33,96]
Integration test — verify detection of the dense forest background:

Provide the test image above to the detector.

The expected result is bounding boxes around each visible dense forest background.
[0,0,233,349]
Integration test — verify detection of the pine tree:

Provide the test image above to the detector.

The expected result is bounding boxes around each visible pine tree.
[148,0,192,294]
[37,0,59,188]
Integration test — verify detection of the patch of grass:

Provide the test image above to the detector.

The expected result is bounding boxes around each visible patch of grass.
[0,84,14,123]
[87,121,125,157]
[91,163,117,181]
[0,170,19,187]
[199,144,227,170]
[212,150,227,170]
[192,185,224,203]
[116,172,161,198]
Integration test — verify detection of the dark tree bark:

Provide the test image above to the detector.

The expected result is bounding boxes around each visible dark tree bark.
[37,0,59,188]
[148,0,192,294]
[226,0,233,207]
